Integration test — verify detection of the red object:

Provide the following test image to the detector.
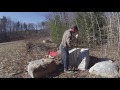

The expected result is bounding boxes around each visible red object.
[48,51,58,57]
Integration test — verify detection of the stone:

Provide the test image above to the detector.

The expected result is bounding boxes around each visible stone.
[27,58,57,78]
[68,48,90,70]
[89,60,119,78]
[78,48,89,70]
[69,48,80,68]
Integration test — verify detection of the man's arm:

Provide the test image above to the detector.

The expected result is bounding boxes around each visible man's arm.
[66,36,71,47]
[66,34,72,48]
[70,33,79,48]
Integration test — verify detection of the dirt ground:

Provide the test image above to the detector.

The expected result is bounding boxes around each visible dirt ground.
[0,37,119,78]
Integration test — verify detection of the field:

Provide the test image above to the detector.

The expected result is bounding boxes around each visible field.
[0,36,120,78]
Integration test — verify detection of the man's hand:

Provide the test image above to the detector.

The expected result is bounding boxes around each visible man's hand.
[75,34,79,39]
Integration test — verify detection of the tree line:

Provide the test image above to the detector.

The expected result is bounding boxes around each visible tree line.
[0,16,50,42]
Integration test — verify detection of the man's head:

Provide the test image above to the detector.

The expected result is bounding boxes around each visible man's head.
[71,25,78,33]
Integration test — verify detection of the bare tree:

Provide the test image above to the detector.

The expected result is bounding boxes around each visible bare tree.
[1,16,7,41]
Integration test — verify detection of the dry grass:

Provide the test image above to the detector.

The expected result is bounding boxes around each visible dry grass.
[0,36,57,78]
[0,40,27,78]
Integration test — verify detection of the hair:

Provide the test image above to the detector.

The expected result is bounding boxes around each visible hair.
[71,25,78,31]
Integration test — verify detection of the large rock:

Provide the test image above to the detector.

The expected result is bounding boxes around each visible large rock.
[69,48,81,68]
[27,58,57,78]
[89,60,119,78]
[77,48,89,70]
[69,48,89,70]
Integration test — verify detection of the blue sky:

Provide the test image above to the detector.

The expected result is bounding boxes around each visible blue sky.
[0,12,50,24]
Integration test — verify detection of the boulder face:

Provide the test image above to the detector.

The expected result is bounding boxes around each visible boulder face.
[89,60,119,78]
[69,48,81,68]
[27,58,57,78]
[77,48,89,70]
[68,48,89,70]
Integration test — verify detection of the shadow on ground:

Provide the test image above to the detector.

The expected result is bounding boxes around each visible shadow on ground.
[42,63,64,78]
[87,56,111,69]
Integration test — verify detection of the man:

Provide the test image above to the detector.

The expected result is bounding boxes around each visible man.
[59,25,79,72]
